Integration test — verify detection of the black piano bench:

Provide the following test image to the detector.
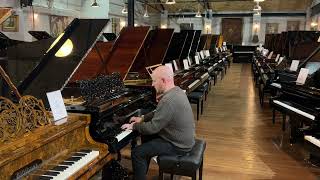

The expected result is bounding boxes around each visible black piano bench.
[157,139,206,180]
[195,82,209,101]
[188,92,204,120]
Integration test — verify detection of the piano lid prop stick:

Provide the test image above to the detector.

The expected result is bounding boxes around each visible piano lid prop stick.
[0,65,22,99]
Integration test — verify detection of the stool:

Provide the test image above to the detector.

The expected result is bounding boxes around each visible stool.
[157,139,206,180]
[195,82,209,101]
[188,92,204,120]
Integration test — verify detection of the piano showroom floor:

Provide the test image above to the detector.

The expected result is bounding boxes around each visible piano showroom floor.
[115,63,320,180]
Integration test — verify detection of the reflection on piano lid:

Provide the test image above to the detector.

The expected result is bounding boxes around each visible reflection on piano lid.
[164,31,188,64]
[17,18,110,108]
[28,31,52,40]
[189,30,202,58]
[180,30,196,60]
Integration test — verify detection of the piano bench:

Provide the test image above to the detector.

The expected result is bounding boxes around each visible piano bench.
[209,71,218,86]
[157,139,206,180]
[188,92,204,120]
[195,82,209,101]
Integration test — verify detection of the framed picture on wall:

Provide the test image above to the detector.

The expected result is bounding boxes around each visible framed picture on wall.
[287,21,300,31]
[266,23,279,34]
[50,15,72,37]
[1,15,19,32]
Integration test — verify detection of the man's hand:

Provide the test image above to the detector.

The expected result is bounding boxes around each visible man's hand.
[121,123,134,130]
[129,116,142,123]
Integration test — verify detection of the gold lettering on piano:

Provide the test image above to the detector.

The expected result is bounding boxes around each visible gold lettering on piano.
[0,96,50,143]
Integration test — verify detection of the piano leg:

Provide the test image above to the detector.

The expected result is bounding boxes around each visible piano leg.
[289,116,302,144]
[272,109,275,124]
[282,114,286,131]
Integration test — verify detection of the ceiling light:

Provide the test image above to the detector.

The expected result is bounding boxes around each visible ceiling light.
[311,22,318,27]
[254,0,264,2]
[253,4,261,11]
[122,4,128,14]
[195,4,202,18]
[144,5,149,18]
[166,0,176,5]
[91,0,99,7]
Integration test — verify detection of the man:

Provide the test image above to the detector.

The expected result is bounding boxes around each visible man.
[121,65,195,180]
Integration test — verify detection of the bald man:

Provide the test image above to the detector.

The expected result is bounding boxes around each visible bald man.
[121,65,195,180]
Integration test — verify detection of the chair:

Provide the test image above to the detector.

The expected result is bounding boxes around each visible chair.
[157,139,206,180]
[188,91,204,120]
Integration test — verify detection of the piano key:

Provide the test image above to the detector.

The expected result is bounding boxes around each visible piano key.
[273,100,315,120]
[66,157,81,162]
[270,83,281,89]
[52,166,68,171]
[116,130,132,142]
[305,135,320,147]
[61,161,74,166]
[201,73,209,80]
[37,176,53,180]
[188,80,200,89]
[43,150,99,180]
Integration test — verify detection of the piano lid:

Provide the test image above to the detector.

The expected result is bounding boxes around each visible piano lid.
[197,34,207,52]
[180,30,196,60]
[28,31,52,40]
[189,30,201,57]
[99,26,150,80]
[129,29,174,74]
[164,31,188,63]
[102,33,117,41]
[17,18,109,106]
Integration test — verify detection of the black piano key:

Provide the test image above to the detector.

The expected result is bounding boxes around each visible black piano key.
[66,156,81,162]
[36,176,53,180]
[72,152,87,157]
[52,165,68,171]
[61,161,74,166]
[44,171,59,176]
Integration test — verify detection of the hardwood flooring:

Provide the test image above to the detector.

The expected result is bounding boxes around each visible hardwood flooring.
[121,63,320,180]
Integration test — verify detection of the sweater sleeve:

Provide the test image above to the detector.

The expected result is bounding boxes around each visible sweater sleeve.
[133,99,173,135]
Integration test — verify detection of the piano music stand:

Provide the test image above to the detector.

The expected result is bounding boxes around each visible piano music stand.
[145,64,162,77]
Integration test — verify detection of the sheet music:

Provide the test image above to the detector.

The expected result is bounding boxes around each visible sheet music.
[183,59,189,70]
[216,47,219,53]
[290,60,300,71]
[173,60,178,71]
[277,57,284,65]
[165,63,173,72]
[267,51,273,59]
[223,42,226,46]
[296,68,309,85]
[195,56,200,64]
[205,50,210,57]
[275,54,280,62]
[46,90,68,121]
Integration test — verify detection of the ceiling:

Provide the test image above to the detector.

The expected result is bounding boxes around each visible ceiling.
[140,0,313,13]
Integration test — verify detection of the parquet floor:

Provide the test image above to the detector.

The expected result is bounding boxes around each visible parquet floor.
[121,63,320,180]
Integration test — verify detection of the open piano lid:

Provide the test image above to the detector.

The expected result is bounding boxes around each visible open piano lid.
[180,30,195,60]
[28,31,52,40]
[164,31,188,63]
[17,18,109,107]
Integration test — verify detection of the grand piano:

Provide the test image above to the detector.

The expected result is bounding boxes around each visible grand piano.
[269,39,320,142]
[0,18,114,179]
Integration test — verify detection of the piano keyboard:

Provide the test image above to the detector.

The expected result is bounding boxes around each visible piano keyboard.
[201,73,209,80]
[305,135,320,148]
[37,150,99,180]
[188,80,200,89]
[213,63,218,67]
[208,67,213,72]
[273,100,315,120]
[218,60,222,63]
[116,130,132,142]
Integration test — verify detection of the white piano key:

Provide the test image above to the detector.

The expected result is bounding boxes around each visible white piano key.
[116,130,132,142]
[273,100,315,120]
[50,150,99,180]
[305,135,320,148]
[270,83,281,89]
[188,80,200,89]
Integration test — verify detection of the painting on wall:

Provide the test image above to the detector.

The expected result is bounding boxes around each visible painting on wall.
[1,15,19,32]
[50,15,72,37]
[265,23,279,34]
[221,18,243,44]
[287,21,300,31]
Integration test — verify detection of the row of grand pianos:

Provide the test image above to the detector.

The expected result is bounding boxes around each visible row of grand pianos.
[0,18,230,179]
[253,30,320,163]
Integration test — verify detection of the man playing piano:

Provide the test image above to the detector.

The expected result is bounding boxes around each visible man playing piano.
[121,65,196,180]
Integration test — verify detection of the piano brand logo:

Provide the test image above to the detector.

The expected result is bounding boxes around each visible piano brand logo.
[11,159,42,180]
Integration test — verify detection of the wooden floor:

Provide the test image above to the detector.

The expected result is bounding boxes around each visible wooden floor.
[121,63,320,180]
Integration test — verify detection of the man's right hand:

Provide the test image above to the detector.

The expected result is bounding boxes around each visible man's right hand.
[129,116,142,123]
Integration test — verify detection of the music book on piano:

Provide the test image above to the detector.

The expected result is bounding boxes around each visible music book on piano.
[46,90,68,125]
[290,60,300,71]
[183,59,189,70]
[296,68,309,85]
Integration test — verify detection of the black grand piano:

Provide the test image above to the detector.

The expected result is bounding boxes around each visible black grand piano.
[12,19,157,156]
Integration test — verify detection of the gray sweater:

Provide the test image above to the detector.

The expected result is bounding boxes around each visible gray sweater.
[133,86,195,151]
